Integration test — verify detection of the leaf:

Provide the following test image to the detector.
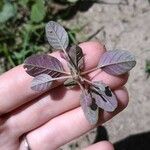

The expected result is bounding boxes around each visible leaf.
[67,0,78,3]
[24,54,64,77]
[60,51,66,60]
[98,50,136,75]
[31,0,46,23]
[0,3,17,23]
[31,74,53,91]
[19,0,29,6]
[92,81,106,93]
[80,91,99,125]
[45,21,69,50]
[67,45,84,71]
[64,78,77,89]
[91,82,118,112]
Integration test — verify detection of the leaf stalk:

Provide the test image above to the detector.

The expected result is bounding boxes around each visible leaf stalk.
[50,75,72,81]
[81,67,100,75]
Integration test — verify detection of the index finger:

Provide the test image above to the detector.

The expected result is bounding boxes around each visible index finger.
[0,42,106,115]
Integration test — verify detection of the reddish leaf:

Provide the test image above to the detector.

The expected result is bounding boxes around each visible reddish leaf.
[60,51,67,60]
[45,21,69,50]
[91,82,118,112]
[80,91,99,125]
[99,50,136,75]
[24,54,64,77]
[67,45,84,71]
[31,74,53,91]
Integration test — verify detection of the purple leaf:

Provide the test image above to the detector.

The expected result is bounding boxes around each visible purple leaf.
[60,51,67,60]
[24,54,64,77]
[31,74,53,91]
[91,82,118,112]
[45,21,69,50]
[92,81,106,93]
[99,50,136,75]
[81,91,92,107]
[80,91,99,125]
[67,45,84,71]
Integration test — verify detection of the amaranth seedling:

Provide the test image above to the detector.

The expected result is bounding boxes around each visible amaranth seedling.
[24,21,136,125]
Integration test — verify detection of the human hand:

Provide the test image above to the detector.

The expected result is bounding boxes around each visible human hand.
[0,42,128,150]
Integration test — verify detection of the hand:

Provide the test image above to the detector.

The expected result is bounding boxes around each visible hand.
[0,42,128,150]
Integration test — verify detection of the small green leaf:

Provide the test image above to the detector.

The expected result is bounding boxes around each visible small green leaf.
[145,60,150,73]
[31,0,46,23]
[19,0,29,6]
[67,0,78,3]
[0,3,17,23]
[64,78,77,89]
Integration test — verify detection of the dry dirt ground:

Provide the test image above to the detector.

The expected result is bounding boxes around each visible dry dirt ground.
[60,0,150,149]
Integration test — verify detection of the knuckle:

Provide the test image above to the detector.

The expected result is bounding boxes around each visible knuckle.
[0,115,9,133]
[0,118,18,150]
[0,114,20,138]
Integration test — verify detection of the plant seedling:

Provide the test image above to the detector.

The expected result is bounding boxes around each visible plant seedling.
[24,21,136,125]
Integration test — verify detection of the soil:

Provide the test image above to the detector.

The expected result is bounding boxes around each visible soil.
[60,0,150,149]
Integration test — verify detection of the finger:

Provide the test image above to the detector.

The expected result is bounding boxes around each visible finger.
[25,88,128,150]
[83,141,114,150]
[0,42,105,115]
[6,67,127,136]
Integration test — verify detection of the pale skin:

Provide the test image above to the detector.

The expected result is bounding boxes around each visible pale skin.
[0,42,129,150]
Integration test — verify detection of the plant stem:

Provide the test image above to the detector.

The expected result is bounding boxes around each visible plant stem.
[2,44,16,67]
[51,75,72,81]
[68,31,78,45]
[59,70,71,75]
[81,67,99,75]
[32,23,45,30]
[82,77,93,85]
[76,80,85,92]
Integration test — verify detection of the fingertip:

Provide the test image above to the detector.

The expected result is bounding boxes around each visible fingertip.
[79,41,106,70]
[114,86,129,109]
[99,87,129,124]
[79,41,106,53]
[91,70,129,90]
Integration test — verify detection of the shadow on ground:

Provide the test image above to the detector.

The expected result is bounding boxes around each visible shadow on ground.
[114,131,150,150]
[94,126,150,150]
[53,0,95,20]
[53,0,128,20]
